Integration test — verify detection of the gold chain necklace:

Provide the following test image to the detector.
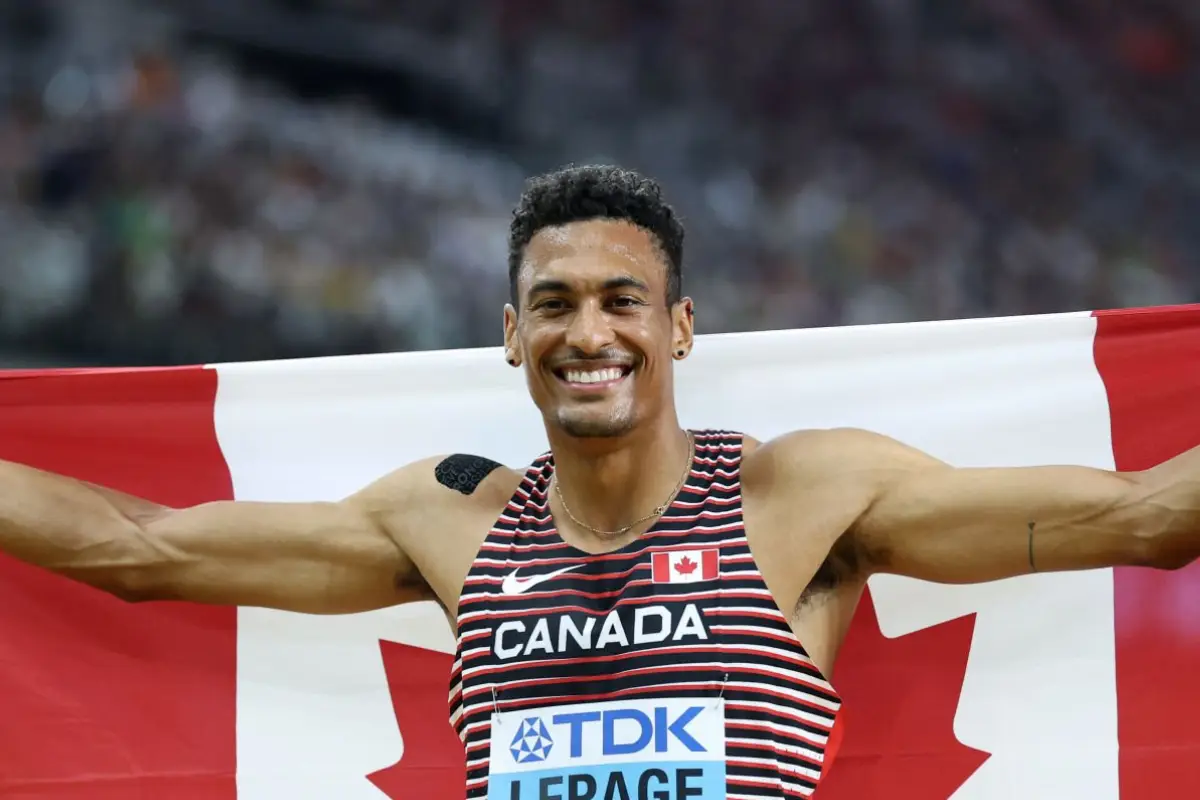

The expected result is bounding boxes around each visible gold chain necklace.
[552,431,694,539]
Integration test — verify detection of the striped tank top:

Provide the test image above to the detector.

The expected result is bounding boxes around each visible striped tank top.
[449,431,842,799]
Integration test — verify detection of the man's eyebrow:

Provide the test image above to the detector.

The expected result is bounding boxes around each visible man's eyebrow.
[527,276,650,295]
[528,279,572,295]
[603,276,650,292]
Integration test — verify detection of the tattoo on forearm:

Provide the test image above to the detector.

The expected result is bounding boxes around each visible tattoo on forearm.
[1028,521,1037,573]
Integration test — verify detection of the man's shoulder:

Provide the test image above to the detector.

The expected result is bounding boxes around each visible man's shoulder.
[353,455,525,594]
[351,454,525,522]
[741,427,950,513]
[334,455,524,613]
[741,427,897,483]
[738,429,888,612]
[431,454,523,498]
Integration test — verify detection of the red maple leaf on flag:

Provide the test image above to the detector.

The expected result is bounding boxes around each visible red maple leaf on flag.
[816,586,990,799]
[675,556,697,575]
[367,641,464,799]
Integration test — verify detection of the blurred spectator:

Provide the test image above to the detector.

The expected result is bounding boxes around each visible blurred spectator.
[0,0,1197,366]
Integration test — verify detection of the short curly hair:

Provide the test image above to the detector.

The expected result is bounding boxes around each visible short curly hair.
[508,165,684,307]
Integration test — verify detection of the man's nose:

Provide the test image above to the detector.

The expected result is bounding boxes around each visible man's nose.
[564,300,616,354]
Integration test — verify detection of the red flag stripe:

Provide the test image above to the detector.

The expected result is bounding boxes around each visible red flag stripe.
[0,365,236,799]
[651,551,671,582]
[1094,304,1200,798]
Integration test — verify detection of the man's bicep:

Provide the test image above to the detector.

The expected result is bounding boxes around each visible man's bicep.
[134,489,424,614]
[854,460,1145,583]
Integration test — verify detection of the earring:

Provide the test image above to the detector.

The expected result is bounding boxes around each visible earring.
[506,356,517,366]
[675,349,686,359]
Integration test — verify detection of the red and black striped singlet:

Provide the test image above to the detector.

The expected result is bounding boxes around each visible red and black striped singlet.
[449,431,842,798]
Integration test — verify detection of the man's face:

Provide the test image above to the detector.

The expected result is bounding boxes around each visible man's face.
[504,219,693,438]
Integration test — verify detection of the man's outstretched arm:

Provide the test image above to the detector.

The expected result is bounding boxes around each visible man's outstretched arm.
[0,457,441,614]
[764,428,1200,585]
[835,428,1200,583]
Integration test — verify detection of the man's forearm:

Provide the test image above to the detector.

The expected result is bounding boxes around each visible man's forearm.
[0,460,162,592]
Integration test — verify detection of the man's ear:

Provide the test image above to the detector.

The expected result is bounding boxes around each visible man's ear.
[503,304,522,367]
[670,297,695,360]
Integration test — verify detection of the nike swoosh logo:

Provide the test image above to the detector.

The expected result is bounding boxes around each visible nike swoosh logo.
[500,564,582,595]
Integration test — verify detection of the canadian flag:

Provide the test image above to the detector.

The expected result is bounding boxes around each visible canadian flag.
[651,549,720,584]
[0,305,1199,799]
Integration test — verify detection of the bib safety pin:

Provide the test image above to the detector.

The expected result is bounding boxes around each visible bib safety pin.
[713,672,729,708]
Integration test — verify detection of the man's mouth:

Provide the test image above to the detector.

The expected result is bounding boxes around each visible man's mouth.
[553,364,633,390]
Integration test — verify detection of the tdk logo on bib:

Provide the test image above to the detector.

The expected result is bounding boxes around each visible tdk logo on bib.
[489,697,725,799]
[510,717,554,763]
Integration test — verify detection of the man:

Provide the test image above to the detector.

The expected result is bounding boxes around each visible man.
[0,165,1197,799]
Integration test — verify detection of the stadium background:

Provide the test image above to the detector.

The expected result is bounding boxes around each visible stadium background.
[1,0,1197,369]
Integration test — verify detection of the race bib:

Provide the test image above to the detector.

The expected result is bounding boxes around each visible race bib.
[488,697,726,799]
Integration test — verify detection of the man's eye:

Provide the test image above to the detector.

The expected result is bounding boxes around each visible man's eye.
[611,296,642,308]
[536,299,567,311]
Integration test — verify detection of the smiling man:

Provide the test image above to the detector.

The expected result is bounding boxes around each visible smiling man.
[2,165,1200,799]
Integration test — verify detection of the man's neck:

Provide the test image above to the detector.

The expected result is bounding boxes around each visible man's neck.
[547,420,693,540]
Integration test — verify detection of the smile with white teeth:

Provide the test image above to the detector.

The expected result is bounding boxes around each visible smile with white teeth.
[562,367,626,384]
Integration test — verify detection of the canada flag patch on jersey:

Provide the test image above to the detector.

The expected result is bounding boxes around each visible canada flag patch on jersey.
[651,549,720,584]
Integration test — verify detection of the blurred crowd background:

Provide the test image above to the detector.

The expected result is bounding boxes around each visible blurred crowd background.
[1,0,1197,367]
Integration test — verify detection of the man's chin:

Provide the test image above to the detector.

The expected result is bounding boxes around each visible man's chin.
[553,410,635,439]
